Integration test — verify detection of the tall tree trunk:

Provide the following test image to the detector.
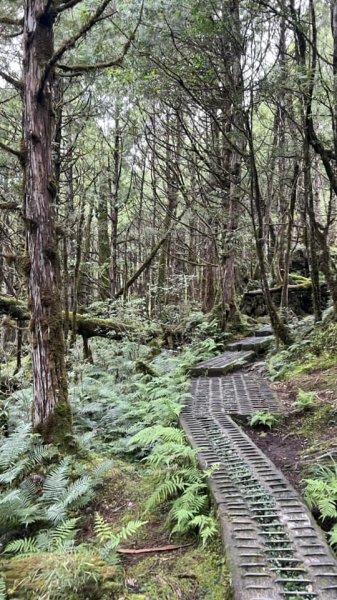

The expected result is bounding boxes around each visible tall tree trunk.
[97,176,110,300]
[23,0,71,445]
[246,116,291,346]
[157,113,181,309]
[109,115,121,299]
[280,164,299,309]
[303,140,322,321]
[77,205,94,306]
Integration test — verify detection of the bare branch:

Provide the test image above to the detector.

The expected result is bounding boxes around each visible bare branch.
[55,0,84,13]
[0,68,23,91]
[0,142,24,161]
[39,0,112,95]
[58,0,144,74]
[0,16,23,27]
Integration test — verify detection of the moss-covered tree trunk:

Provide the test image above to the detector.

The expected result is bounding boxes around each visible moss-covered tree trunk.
[23,0,72,444]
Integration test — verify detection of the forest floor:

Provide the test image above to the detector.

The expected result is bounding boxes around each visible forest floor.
[242,363,337,523]
[81,461,232,599]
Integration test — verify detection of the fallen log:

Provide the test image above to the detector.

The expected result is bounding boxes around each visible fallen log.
[240,282,328,317]
[0,295,160,341]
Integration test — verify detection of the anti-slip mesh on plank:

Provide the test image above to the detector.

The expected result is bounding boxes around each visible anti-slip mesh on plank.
[191,350,254,376]
[180,409,337,599]
[228,335,274,352]
[180,340,337,600]
[190,372,284,416]
[255,325,274,337]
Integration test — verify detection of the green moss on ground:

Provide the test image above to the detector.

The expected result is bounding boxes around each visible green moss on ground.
[1,551,123,600]
[300,404,337,438]
[87,463,232,595]
[123,542,232,599]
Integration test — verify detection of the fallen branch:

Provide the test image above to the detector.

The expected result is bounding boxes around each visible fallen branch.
[117,543,193,554]
[243,281,312,296]
[0,295,160,341]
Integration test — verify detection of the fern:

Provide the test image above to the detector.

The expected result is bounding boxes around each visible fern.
[304,462,337,540]
[147,442,197,467]
[188,515,218,545]
[146,475,187,511]
[0,427,111,545]
[94,513,113,543]
[294,389,317,411]
[131,426,186,448]
[94,513,146,555]
[42,460,70,503]
[249,411,278,429]
[329,524,337,546]
[5,537,39,556]
[0,577,6,600]
[49,518,79,550]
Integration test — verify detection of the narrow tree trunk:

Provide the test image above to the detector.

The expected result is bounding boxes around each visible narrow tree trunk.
[280,164,299,309]
[303,141,322,321]
[97,177,110,300]
[109,117,121,299]
[23,1,71,445]
[157,115,181,309]
[246,116,291,346]
[77,205,93,306]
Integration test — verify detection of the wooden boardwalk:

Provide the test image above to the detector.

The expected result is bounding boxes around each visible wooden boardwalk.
[181,330,337,600]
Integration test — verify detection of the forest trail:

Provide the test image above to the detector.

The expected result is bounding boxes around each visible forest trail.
[180,330,337,600]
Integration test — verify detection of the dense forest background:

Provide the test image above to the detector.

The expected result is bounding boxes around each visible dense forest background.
[2,1,337,598]
[2,0,337,435]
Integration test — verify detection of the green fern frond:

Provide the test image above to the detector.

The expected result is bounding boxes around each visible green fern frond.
[50,518,79,549]
[0,426,32,471]
[42,460,70,503]
[318,497,337,520]
[95,513,146,555]
[329,524,337,546]
[147,442,197,467]
[0,458,30,484]
[62,476,94,509]
[94,513,113,543]
[91,460,113,481]
[131,426,185,448]
[146,475,186,512]
[0,576,6,600]
[5,537,39,556]
[188,515,218,544]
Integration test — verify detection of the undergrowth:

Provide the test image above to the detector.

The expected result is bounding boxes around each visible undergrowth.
[0,314,226,598]
[267,316,337,549]
[304,460,337,546]
[268,318,337,380]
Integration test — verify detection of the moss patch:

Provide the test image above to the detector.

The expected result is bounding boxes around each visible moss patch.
[300,404,337,438]
[1,550,123,600]
[123,541,232,599]
[81,461,232,599]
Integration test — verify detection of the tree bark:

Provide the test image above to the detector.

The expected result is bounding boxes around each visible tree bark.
[280,163,299,309]
[109,113,121,299]
[23,0,71,445]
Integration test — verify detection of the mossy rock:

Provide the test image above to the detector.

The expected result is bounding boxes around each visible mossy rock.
[1,550,123,600]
